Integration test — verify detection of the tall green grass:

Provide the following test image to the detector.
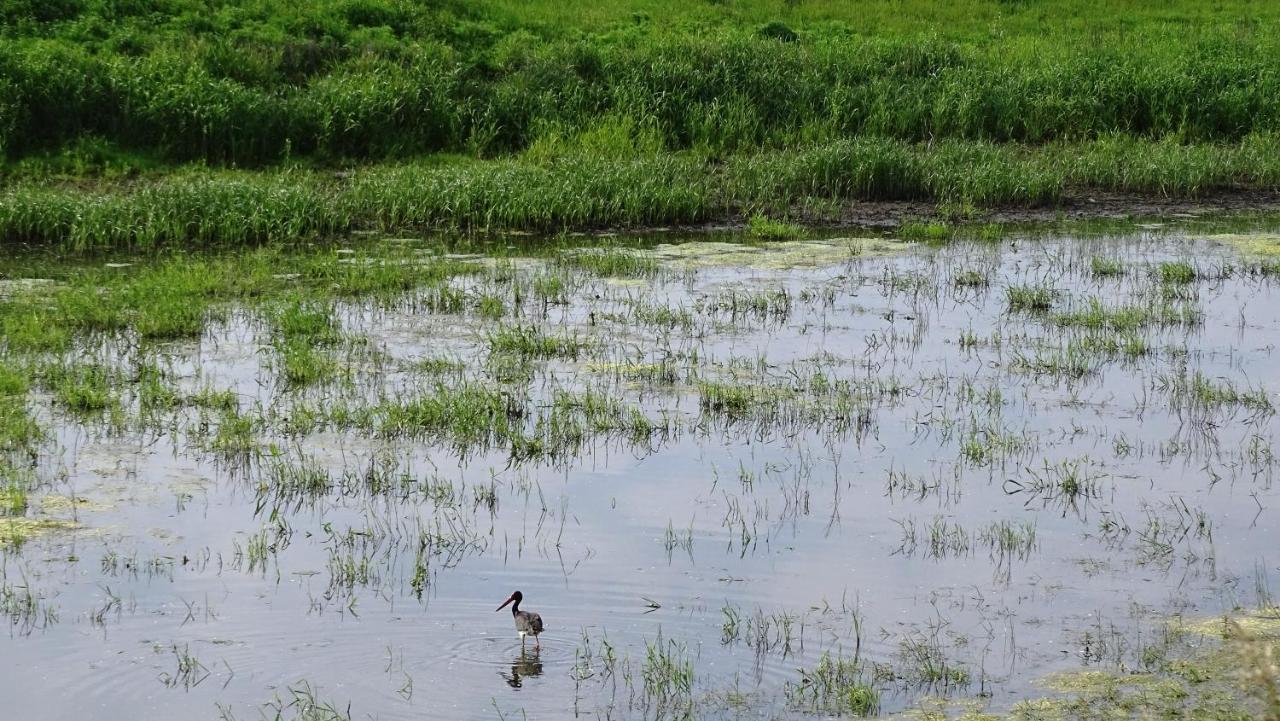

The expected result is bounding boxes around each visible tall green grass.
[5,1,1280,242]
[0,170,343,248]
[6,134,1280,246]
[5,6,1280,165]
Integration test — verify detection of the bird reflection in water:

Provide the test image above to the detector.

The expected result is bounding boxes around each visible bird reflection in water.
[500,649,544,688]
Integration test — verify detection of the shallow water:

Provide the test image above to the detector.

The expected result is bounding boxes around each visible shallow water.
[0,226,1277,720]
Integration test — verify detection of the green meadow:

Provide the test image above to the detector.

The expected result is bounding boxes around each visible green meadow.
[5,0,1280,246]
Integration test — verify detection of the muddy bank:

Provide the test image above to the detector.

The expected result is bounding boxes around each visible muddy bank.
[549,189,1280,238]
[752,190,1280,231]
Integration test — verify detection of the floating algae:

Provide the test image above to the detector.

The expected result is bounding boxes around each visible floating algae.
[888,697,993,720]
[646,237,913,270]
[1206,233,1280,256]
[0,517,80,545]
[0,493,107,544]
[38,494,113,513]
[1180,607,1280,638]
[1039,670,1162,694]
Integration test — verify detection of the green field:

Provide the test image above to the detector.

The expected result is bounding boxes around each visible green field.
[4,0,1280,246]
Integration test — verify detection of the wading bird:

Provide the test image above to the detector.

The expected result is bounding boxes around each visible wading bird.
[496,591,544,651]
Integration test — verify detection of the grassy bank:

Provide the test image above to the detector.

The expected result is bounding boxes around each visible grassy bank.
[6,135,1280,247]
[7,24,1280,166]
[5,0,1280,244]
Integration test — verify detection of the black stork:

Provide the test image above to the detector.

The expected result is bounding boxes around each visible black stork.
[496,590,544,651]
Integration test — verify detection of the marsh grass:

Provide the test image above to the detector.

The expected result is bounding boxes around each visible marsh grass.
[899,222,951,242]
[266,299,344,387]
[1052,298,1201,332]
[276,341,340,388]
[747,214,804,240]
[1012,458,1103,508]
[621,302,698,332]
[1069,332,1151,360]
[7,0,1280,244]
[642,634,694,707]
[979,519,1038,561]
[475,294,506,319]
[787,652,879,716]
[190,386,238,412]
[375,383,522,449]
[1011,344,1095,379]
[953,270,989,288]
[1162,369,1273,414]
[5,138,1280,247]
[1005,284,1054,313]
[0,363,39,452]
[895,516,971,560]
[0,311,72,354]
[41,361,118,415]
[488,324,590,360]
[1090,257,1126,278]
[699,287,793,321]
[895,630,971,689]
[1157,261,1198,285]
[206,405,261,457]
[556,248,659,278]
[528,272,569,305]
[0,480,28,516]
[134,360,181,416]
[1,86,1279,720]
[959,423,1030,467]
[0,576,58,634]
[253,681,353,721]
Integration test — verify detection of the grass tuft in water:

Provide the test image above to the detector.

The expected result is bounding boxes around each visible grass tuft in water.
[747,214,804,240]
[1005,284,1054,312]
[1090,257,1126,277]
[953,270,989,287]
[787,652,880,716]
[1052,298,1201,332]
[488,325,590,360]
[1157,261,1197,285]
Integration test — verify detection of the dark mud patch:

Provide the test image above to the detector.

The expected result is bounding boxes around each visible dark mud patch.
[634,190,1280,235]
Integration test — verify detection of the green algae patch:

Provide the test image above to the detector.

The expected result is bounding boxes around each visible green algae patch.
[602,277,649,288]
[885,633,1268,721]
[1180,607,1280,639]
[0,493,109,544]
[1038,670,1160,694]
[38,494,113,513]
[0,516,80,544]
[647,237,913,270]
[889,697,996,721]
[1207,233,1280,256]
[585,361,662,375]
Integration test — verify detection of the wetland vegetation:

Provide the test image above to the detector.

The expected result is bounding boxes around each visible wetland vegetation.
[2,1,1280,720]
[8,1,1280,245]
[0,220,1278,719]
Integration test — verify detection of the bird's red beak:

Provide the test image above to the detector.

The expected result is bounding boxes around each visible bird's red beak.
[496,595,514,612]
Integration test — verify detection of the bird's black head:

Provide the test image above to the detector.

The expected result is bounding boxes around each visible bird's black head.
[496,590,523,611]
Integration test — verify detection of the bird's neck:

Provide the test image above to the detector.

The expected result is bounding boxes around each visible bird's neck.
[510,600,521,614]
